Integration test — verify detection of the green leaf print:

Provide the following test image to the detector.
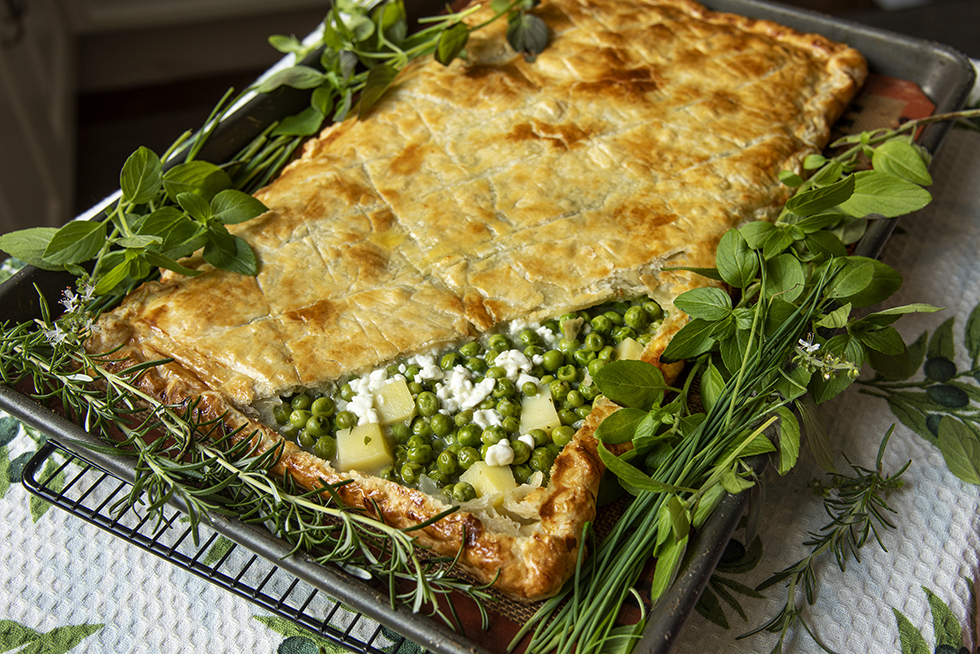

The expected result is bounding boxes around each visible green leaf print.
[253,615,347,653]
[0,619,102,653]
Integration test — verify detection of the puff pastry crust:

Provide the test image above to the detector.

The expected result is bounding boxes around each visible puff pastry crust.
[88,0,866,601]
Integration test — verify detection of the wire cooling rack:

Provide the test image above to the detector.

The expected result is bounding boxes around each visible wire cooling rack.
[21,440,424,654]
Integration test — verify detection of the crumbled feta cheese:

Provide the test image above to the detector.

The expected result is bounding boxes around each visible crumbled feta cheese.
[518,433,536,450]
[434,367,495,414]
[347,394,379,425]
[415,354,444,381]
[494,349,532,380]
[473,409,502,429]
[516,373,539,389]
[485,440,515,466]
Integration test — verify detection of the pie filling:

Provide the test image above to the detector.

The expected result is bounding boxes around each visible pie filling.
[266,296,667,500]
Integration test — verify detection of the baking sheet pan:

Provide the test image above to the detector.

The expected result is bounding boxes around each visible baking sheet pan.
[1,1,975,652]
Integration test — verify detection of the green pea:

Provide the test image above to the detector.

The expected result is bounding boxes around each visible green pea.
[465,356,487,374]
[540,374,555,384]
[379,466,397,482]
[416,391,439,417]
[454,409,474,428]
[510,440,531,466]
[298,430,316,448]
[403,364,421,381]
[558,313,579,327]
[521,381,539,397]
[558,337,580,353]
[451,482,477,502]
[587,358,606,377]
[552,425,576,447]
[290,393,313,411]
[513,464,533,485]
[598,345,616,362]
[273,403,291,424]
[485,349,500,366]
[524,345,545,360]
[280,423,299,439]
[430,413,453,437]
[564,390,585,409]
[557,364,578,382]
[411,417,432,438]
[479,442,493,460]
[501,416,520,434]
[386,363,402,377]
[460,341,482,357]
[458,424,482,448]
[643,300,664,321]
[437,450,458,476]
[407,381,424,395]
[440,352,462,370]
[305,414,330,437]
[584,332,605,352]
[334,411,356,431]
[638,333,653,346]
[530,447,556,472]
[497,396,521,418]
[624,305,649,330]
[543,320,559,333]
[407,434,427,450]
[400,462,422,485]
[572,349,596,367]
[580,383,601,401]
[493,378,517,398]
[489,334,511,351]
[408,443,433,464]
[558,409,578,426]
[314,435,337,460]
[390,422,411,444]
[518,329,540,347]
[426,470,449,487]
[603,310,624,326]
[481,425,505,445]
[487,365,507,379]
[478,397,496,410]
[289,409,312,428]
[590,315,613,335]
[457,447,481,470]
[310,396,336,417]
[612,326,637,344]
[527,429,550,448]
[575,405,592,420]
[339,384,355,402]
[550,380,570,402]
[542,350,564,372]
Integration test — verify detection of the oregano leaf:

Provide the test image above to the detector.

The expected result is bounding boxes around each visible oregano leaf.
[838,170,932,218]
[41,221,107,266]
[594,408,649,445]
[673,287,732,321]
[660,318,717,364]
[435,22,470,66]
[120,146,163,205]
[211,189,268,225]
[0,228,61,270]
[715,229,758,289]
[592,360,666,410]
[872,139,933,186]
[784,174,854,216]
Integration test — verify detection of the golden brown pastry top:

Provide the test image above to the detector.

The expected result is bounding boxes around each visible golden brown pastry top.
[87,0,867,602]
[93,0,866,407]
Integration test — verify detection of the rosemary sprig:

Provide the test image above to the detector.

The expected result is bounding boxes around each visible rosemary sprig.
[743,427,909,653]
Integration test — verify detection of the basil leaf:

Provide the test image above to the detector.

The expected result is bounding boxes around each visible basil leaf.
[773,406,800,475]
[827,256,903,308]
[376,0,407,43]
[700,362,726,413]
[254,66,328,93]
[649,533,688,604]
[937,417,980,485]
[872,139,932,186]
[796,212,845,233]
[177,191,212,222]
[719,467,756,494]
[761,227,795,259]
[345,13,376,42]
[660,318,716,364]
[211,190,268,225]
[815,302,851,329]
[809,161,844,187]
[763,253,805,303]
[42,221,107,266]
[143,250,203,278]
[115,235,161,249]
[334,90,353,122]
[597,443,685,495]
[435,22,469,66]
[784,174,854,216]
[779,170,804,187]
[595,408,649,445]
[93,259,133,295]
[204,235,258,276]
[661,266,723,281]
[838,170,932,218]
[854,325,906,356]
[739,220,773,248]
[120,146,163,205]
[804,230,847,259]
[163,161,232,203]
[592,360,666,410]
[138,207,203,255]
[311,87,336,118]
[715,229,758,289]
[506,11,548,58]
[0,227,61,270]
[673,287,732,321]
[273,106,327,137]
[359,64,401,117]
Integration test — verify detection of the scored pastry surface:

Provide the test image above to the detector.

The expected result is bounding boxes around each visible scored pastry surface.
[89,0,866,601]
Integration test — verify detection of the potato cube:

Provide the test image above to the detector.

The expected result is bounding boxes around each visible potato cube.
[374,378,416,425]
[459,461,517,501]
[519,386,560,434]
[616,337,645,361]
[335,423,393,474]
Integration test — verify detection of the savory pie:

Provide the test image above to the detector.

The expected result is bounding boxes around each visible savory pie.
[87,0,866,601]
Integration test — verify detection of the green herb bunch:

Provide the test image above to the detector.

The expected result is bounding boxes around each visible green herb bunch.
[257,0,548,136]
